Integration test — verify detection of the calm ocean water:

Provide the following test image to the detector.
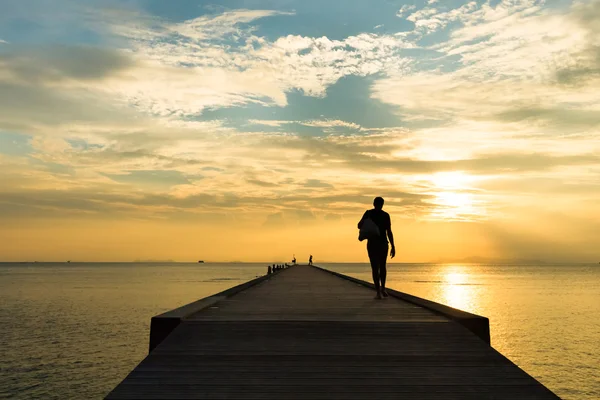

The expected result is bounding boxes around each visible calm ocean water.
[0,262,598,399]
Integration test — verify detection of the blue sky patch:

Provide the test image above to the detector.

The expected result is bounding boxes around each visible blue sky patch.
[0,131,33,156]
[201,75,403,131]
[140,0,414,40]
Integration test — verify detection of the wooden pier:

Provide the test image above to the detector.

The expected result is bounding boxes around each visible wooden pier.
[106,265,560,399]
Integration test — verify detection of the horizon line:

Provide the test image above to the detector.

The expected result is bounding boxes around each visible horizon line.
[0,260,597,265]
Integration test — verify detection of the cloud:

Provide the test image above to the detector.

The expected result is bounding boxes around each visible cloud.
[103,10,414,116]
[370,0,600,148]
[105,170,192,189]
[0,7,413,131]
[301,120,362,131]
[248,120,290,127]
[495,107,600,127]
[575,0,600,26]
[0,45,136,83]
[108,8,294,44]
[0,81,140,132]
[263,212,285,227]
[267,132,600,175]
[554,1,600,85]
[555,52,600,85]
[424,0,543,42]
[0,161,437,220]
[397,5,416,18]
[295,209,316,220]
[59,147,206,170]
[405,1,479,34]
[347,152,600,175]
[263,131,400,167]
[99,62,290,116]
[247,179,279,187]
[478,175,600,196]
[166,9,295,42]
[303,179,334,189]
[247,119,363,132]
[0,46,147,132]
[324,213,343,221]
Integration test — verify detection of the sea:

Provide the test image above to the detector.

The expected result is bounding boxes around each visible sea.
[0,262,598,399]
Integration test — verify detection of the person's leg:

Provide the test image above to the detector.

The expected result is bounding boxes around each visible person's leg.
[367,243,381,297]
[380,244,389,296]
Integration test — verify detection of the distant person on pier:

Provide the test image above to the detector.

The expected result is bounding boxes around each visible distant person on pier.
[309,255,313,266]
[357,197,396,299]
[267,265,272,275]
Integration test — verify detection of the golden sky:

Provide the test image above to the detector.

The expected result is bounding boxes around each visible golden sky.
[0,0,599,262]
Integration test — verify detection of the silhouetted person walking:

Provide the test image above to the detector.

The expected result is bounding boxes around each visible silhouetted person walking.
[309,255,313,266]
[358,197,395,299]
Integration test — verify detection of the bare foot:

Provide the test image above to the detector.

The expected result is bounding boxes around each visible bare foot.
[381,289,389,298]
[374,292,382,300]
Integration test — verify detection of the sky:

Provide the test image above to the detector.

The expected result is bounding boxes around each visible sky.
[0,0,599,262]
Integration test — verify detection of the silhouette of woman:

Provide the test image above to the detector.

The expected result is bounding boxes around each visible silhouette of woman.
[357,197,396,299]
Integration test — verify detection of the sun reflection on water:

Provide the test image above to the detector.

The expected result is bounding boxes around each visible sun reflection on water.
[441,265,476,312]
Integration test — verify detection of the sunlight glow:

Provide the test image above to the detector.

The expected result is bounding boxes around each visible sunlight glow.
[430,191,482,221]
[430,171,474,189]
[424,172,488,221]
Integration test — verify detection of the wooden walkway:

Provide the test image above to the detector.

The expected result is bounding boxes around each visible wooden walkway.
[106,266,560,399]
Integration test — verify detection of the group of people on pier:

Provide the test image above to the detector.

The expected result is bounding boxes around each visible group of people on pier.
[266,254,315,275]
[267,264,288,275]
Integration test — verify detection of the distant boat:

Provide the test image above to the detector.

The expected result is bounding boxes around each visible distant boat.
[198,260,204,263]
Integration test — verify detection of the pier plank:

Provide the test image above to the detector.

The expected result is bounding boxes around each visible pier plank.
[106,266,560,399]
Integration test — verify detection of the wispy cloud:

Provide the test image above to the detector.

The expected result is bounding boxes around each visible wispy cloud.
[248,120,290,127]
[301,120,362,131]
[248,119,363,131]
[372,0,600,142]
[98,10,414,116]
[0,45,136,83]
[397,5,417,18]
